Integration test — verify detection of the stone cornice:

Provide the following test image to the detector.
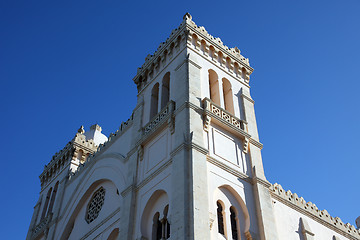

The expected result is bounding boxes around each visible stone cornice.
[133,13,254,92]
[252,177,271,188]
[270,183,360,240]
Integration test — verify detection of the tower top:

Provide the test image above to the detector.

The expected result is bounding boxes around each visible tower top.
[133,13,254,92]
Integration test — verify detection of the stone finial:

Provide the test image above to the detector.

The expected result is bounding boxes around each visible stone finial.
[356,216,360,229]
[90,124,102,132]
[183,12,192,21]
[78,125,85,134]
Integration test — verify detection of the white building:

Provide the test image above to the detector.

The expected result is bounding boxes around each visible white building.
[26,13,360,240]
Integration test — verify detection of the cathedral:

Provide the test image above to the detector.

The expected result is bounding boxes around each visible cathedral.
[26,13,360,240]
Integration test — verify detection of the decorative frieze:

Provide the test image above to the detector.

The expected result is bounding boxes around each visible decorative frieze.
[270,183,360,239]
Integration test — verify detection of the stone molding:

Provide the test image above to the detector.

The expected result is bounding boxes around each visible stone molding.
[133,13,253,92]
[202,97,263,152]
[80,207,120,240]
[270,183,360,240]
[119,140,209,198]
[252,177,271,188]
[206,156,252,184]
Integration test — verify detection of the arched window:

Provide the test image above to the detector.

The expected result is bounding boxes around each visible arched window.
[152,212,162,240]
[152,205,170,240]
[163,205,170,239]
[208,69,220,105]
[161,72,170,109]
[214,186,251,240]
[150,83,160,119]
[47,181,59,216]
[217,201,225,235]
[41,187,52,219]
[222,78,234,115]
[230,206,239,240]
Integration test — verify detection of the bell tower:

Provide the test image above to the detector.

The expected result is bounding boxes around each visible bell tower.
[26,12,360,240]
[130,13,277,240]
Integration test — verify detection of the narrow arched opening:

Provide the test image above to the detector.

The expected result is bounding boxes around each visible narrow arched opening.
[150,83,160,119]
[222,78,234,114]
[47,181,59,216]
[161,72,170,109]
[41,187,52,219]
[230,206,239,240]
[208,69,220,105]
[217,200,226,236]
[152,212,161,240]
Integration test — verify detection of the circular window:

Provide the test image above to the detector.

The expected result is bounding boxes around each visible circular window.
[85,187,106,223]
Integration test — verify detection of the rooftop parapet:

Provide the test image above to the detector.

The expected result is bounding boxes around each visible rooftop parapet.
[270,183,360,239]
[133,13,254,93]
[39,125,107,187]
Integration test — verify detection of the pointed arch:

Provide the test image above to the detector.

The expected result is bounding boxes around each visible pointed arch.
[208,69,220,105]
[150,83,160,119]
[161,72,170,109]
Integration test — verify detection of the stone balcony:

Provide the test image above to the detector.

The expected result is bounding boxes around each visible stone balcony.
[143,100,176,137]
[202,97,247,133]
[31,213,52,239]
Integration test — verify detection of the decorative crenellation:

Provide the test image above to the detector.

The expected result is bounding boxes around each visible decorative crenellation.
[39,129,99,187]
[143,101,175,135]
[270,183,360,238]
[68,114,134,180]
[133,13,253,93]
[186,17,253,84]
[39,141,73,187]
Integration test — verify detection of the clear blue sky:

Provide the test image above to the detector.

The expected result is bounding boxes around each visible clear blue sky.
[1,0,359,239]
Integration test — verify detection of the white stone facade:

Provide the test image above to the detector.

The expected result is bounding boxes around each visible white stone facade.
[26,13,360,240]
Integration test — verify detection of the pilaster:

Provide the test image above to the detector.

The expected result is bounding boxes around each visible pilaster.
[241,89,278,240]
[26,198,42,240]
[45,176,67,240]
[187,52,211,240]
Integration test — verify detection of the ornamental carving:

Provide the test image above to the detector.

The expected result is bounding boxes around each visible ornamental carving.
[85,187,106,224]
